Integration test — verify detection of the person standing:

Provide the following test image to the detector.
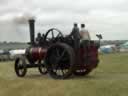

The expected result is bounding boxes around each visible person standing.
[69,23,81,52]
[80,24,91,65]
[80,24,91,41]
[69,23,81,65]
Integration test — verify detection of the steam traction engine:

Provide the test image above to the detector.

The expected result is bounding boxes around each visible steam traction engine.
[15,19,100,79]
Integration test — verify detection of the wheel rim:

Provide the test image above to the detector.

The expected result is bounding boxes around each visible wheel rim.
[74,68,92,76]
[46,43,74,79]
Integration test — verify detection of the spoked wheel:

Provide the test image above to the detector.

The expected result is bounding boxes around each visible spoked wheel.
[44,28,63,43]
[74,68,92,76]
[46,43,75,79]
[15,57,27,77]
[38,60,47,75]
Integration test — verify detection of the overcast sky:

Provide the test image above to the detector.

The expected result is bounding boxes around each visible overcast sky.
[0,0,128,42]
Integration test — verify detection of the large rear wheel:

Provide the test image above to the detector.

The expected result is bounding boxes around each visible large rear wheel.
[45,43,75,79]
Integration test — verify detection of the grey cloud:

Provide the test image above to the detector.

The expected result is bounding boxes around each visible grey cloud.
[0,0,128,41]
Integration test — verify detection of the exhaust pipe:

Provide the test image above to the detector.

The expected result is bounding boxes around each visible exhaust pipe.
[28,19,35,45]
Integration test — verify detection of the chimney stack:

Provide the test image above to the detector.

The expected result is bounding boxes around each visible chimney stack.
[28,19,35,45]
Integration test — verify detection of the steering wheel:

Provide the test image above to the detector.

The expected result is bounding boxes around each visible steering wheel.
[44,28,64,43]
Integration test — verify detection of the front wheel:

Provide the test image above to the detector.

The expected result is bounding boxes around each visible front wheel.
[15,57,27,77]
[38,60,47,75]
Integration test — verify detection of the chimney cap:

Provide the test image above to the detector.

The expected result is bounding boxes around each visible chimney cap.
[28,19,35,22]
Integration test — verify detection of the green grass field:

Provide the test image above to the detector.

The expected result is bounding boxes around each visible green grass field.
[0,53,128,96]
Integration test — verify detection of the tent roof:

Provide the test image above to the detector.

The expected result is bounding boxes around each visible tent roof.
[120,41,128,48]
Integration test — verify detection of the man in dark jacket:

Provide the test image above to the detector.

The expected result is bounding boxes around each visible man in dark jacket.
[69,23,81,52]
[69,23,81,65]
[36,32,42,44]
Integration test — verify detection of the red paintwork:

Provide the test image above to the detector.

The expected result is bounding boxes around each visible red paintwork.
[79,44,99,69]
[30,47,47,61]
[27,43,99,71]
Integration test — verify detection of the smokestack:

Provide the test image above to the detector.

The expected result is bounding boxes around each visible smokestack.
[28,19,35,45]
